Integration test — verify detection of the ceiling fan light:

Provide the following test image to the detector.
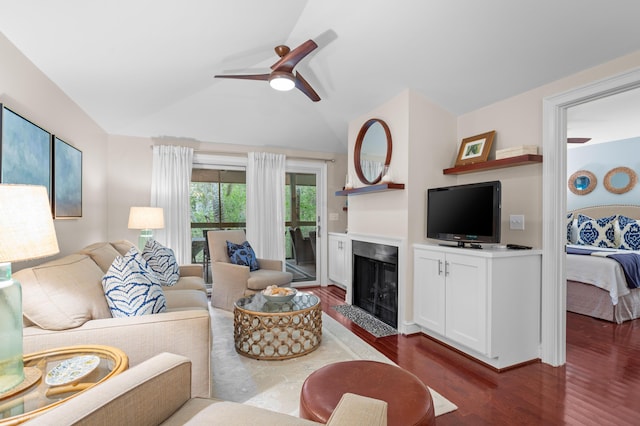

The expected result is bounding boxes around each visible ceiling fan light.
[269,73,295,91]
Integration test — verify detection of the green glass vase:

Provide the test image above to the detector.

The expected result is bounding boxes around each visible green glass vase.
[0,263,24,393]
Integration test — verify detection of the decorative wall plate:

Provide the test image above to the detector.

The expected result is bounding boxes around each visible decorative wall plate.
[45,355,100,386]
[604,166,637,194]
[568,170,597,195]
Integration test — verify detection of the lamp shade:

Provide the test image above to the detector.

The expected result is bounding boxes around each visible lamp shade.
[0,184,59,263]
[269,72,295,91]
[128,207,165,230]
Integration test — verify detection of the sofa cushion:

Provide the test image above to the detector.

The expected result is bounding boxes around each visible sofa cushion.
[102,248,167,317]
[111,240,136,256]
[247,269,293,291]
[226,240,260,271]
[164,290,209,311]
[79,242,122,272]
[14,254,112,330]
[167,275,207,293]
[142,239,180,287]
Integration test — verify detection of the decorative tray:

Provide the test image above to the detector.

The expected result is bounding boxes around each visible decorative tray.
[45,355,100,386]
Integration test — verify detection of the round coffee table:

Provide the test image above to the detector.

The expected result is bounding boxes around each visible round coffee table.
[299,360,436,426]
[0,345,128,425]
[233,291,322,360]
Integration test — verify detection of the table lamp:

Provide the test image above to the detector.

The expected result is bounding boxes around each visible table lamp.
[0,184,59,394]
[127,206,165,251]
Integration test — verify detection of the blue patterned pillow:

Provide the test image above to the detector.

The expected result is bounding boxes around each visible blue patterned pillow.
[102,248,166,318]
[576,214,617,248]
[566,213,575,244]
[226,240,260,271]
[618,215,640,250]
[142,239,180,287]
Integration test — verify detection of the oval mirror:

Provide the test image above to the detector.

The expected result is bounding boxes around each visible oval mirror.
[604,166,637,194]
[568,170,597,195]
[354,119,392,185]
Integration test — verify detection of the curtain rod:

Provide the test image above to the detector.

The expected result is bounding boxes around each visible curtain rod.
[150,146,336,162]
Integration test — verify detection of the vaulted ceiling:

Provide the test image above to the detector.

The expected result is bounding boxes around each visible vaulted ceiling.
[2,1,640,153]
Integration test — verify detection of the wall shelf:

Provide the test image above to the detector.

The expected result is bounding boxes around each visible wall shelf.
[335,182,405,196]
[443,154,543,175]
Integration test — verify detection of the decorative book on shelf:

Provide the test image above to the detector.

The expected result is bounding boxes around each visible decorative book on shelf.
[335,183,405,196]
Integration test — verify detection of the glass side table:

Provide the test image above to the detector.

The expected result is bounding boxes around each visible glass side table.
[234,291,322,360]
[0,345,128,425]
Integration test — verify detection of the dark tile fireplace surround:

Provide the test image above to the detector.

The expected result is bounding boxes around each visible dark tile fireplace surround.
[352,240,399,329]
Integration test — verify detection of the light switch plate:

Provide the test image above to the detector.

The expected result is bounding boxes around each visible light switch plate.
[510,214,525,230]
[329,213,339,221]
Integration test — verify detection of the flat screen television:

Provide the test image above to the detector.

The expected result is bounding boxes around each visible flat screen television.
[426,180,501,247]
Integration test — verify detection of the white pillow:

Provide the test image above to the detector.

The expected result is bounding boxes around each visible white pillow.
[618,215,640,250]
[142,239,180,287]
[576,214,617,248]
[102,248,166,317]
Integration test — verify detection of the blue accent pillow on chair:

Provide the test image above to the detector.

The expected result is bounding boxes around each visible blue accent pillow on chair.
[102,247,167,318]
[226,240,260,271]
[142,239,180,287]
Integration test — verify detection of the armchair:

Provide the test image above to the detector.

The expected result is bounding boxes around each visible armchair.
[208,230,293,311]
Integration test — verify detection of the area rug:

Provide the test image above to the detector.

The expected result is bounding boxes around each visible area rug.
[210,307,457,417]
[332,304,398,338]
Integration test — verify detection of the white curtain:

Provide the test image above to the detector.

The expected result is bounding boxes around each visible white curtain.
[151,145,194,264]
[246,152,286,264]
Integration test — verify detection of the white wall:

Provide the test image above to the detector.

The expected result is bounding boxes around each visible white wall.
[0,33,108,267]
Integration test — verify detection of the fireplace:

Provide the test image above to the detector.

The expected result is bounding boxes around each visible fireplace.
[352,240,398,329]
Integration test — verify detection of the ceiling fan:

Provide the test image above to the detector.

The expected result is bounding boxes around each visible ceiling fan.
[567,137,592,144]
[215,39,321,102]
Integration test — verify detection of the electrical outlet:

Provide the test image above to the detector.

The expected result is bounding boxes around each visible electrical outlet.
[509,214,525,230]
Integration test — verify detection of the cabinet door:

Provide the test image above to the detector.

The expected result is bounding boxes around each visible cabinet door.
[328,235,346,285]
[413,249,446,335]
[444,253,487,354]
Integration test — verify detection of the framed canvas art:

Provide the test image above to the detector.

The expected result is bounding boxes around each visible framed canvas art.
[53,136,82,218]
[0,104,52,198]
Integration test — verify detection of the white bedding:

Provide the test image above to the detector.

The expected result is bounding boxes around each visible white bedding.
[565,244,640,305]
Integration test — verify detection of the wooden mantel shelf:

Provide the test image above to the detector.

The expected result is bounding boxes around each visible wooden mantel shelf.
[335,182,405,196]
[443,154,543,175]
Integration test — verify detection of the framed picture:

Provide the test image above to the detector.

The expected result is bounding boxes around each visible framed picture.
[0,104,52,198]
[455,130,496,166]
[53,136,82,218]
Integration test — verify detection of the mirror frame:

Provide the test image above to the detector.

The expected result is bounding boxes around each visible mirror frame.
[603,166,637,194]
[354,118,392,185]
[568,170,597,195]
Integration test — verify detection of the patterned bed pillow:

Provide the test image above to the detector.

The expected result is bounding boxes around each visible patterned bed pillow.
[576,214,617,248]
[618,215,640,250]
[142,239,180,287]
[566,213,575,244]
[102,248,167,317]
[226,240,260,271]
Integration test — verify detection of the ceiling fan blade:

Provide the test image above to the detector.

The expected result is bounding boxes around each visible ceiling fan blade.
[294,72,320,102]
[567,137,592,144]
[214,73,270,81]
[271,39,318,72]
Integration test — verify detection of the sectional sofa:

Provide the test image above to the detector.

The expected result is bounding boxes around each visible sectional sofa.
[15,241,212,397]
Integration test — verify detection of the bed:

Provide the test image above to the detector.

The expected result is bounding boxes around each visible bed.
[566,205,640,323]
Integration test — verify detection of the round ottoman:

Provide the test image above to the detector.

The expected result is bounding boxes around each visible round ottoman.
[299,360,435,426]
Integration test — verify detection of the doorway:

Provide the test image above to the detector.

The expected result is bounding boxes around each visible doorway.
[542,67,640,366]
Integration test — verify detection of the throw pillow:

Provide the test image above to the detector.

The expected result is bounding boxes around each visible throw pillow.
[102,248,167,318]
[566,213,575,244]
[618,215,640,250]
[576,214,617,248]
[141,239,180,287]
[226,240,260,271]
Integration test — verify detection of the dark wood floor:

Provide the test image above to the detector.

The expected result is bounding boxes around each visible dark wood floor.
[308,285,640,425]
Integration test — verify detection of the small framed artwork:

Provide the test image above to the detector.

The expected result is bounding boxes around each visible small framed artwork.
[455,130,496,166]
[53,136,82,218]
[0,104,52,198]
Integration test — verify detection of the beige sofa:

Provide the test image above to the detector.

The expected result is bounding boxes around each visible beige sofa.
[27,353,388,426]
[15,241,212,397]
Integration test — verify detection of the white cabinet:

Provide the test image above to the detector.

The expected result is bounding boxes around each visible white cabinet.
[328,233,349,286]
[413,244,541,369]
